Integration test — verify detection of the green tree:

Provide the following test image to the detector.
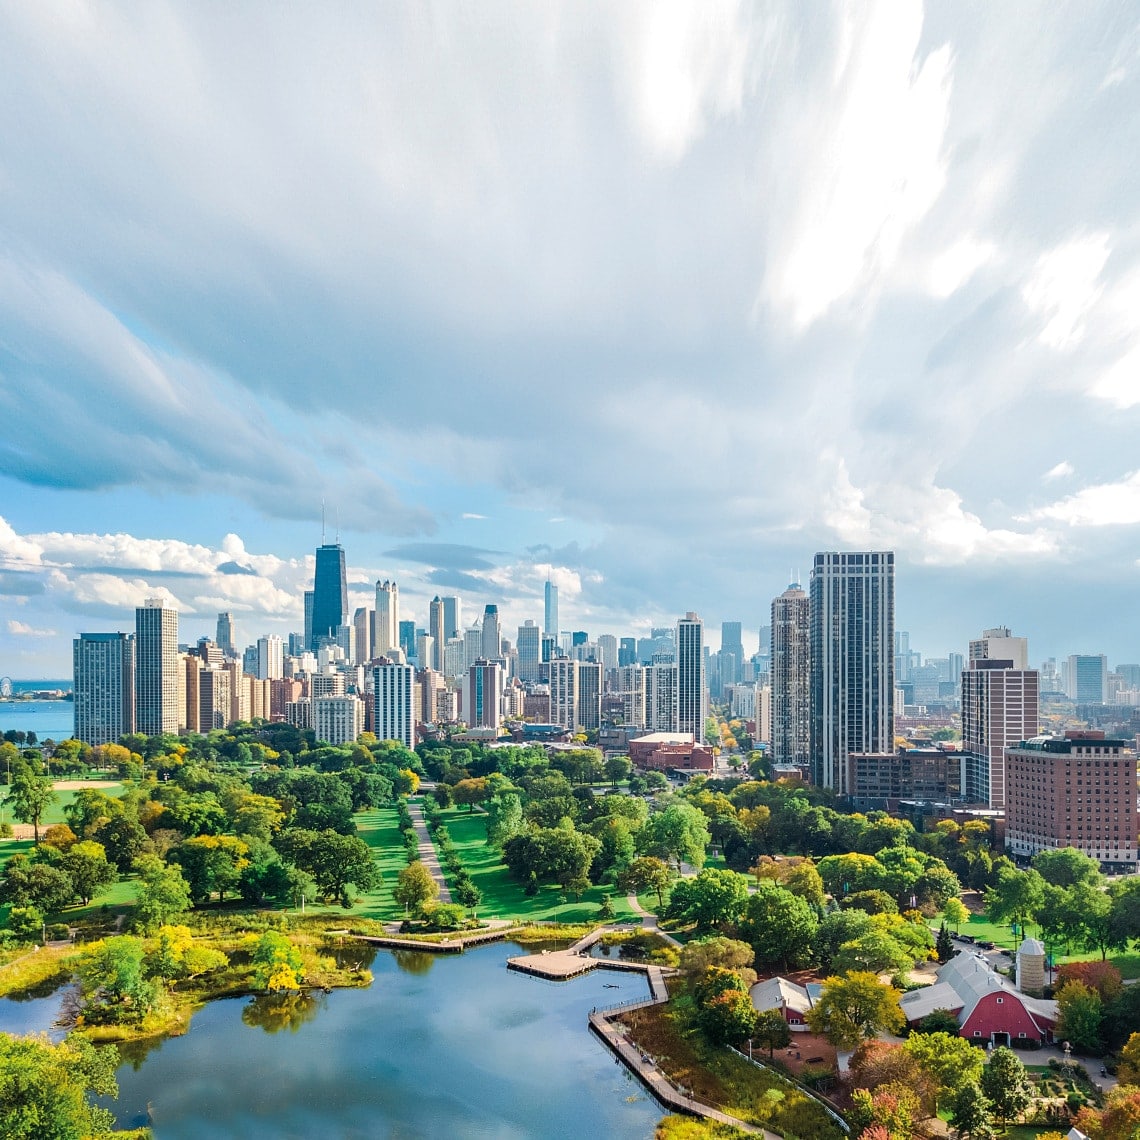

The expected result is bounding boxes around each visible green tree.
[679,936,755,976]
[604,754,632,788]
[752,1008,792,1057]
[8,774,56,845]
[698,987,757,1046]
[949,1081,996,1140]
[833,930,915,979]
[665,868,749,932]
[484,792,526,848]
[133,853,192,932]
[251,930,305,992]
[7,906,44,940]
[903,1031,985,1106]
[1117,1032,1140,1086]
[394,861,439,914]
[452,878,483,915]
[92,814,148,872]
[0,1031,120,1140]
[60,840,117,906]
[620,856,671,910]
[943,896,969,932]
[984,866,1044,935]
[452,777,490,812]
[74,934,158,1023]
[936,922,955,963]
[638,802,711,871]
[0,856,74,913]
[1056,980,1104,1054]
[739,880,818,971]
[916,1008,963,1035]
[1032,847,1103,889]
[979,1046,1033,1130]
[274,828,378,907]
[806,972,905,1050]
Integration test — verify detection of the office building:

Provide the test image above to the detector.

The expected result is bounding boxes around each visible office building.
[415,633,434,671]
[770,584,810,767]
[544,580,559,638]
[375,580,400,657]
[810,551,894,794]
[517,620,541,683]
[467,659,503,731]
[961,627,1038,808]
[136,598,180,736]
[303,590,314,655]
[720,621,743,689]
[256,635,284,681]
[311,543,347,651]
[619,637,637,667]
[73,632,135,745]
[440,596,461,642]
[1006,732,1137,872]
[353,607,374,667]
[548,657,579,731]
[1066,655,1109,704]
[373,660,414,748]
[481,605,501,660]
[429,597,446,671]
[597,634,618,671]
[398,618,415,660]
[443,637,466,680]
[676,613,706,737]
[216,612,235,658]
[313,695,365,747]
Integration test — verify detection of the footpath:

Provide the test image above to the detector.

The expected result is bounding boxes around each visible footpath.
[407,798,452,903]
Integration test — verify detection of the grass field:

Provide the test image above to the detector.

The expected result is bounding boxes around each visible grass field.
[428,806,640,923]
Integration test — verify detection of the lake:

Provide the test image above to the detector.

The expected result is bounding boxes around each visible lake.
[0,700,75,741]
[0,942,663,1138]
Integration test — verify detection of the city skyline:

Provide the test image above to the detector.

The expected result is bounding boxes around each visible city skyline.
[4,6,1140,673]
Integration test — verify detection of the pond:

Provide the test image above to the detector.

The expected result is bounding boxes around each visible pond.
[1,942,663,1139]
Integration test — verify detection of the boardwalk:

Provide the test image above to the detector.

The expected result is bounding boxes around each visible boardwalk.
[407,798,452,903]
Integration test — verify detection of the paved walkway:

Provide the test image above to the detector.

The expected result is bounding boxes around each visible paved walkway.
[407,799,452,903]
[626,893,684,949]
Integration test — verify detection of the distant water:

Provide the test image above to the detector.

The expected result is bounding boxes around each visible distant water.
[8,680,72,694]
[0,700,75,740]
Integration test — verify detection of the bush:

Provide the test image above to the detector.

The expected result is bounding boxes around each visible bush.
[46,924,70,942]
[0,822,12,838]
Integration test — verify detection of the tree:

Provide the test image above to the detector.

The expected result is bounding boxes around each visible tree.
[605,754,632,788]
[903,1031,985,1106]
[169,834,250,902]
[665,868,750,932]
[752,1008,792,1057]
[502,827,601,888]
[484,793,526,848]
[943,897,969,932]
[698,987,757,1046]
[949,1082,996,1140]
[1068,882,1127,961]
[452,777,490,812]
[394,861,439,914]
[60,840,117,906]
[7,774,56,845]
[620,856,671,910]
[1055,980,1104,1054]
[850,1083,922,1140]
[984,866,1044,935]
[0,1031,120,1140]
[1032,847,1103,889]
[916,1008,963,1036]
[979,1046,1032,1130]
[833,930,916,980]
[806,972,905,1050]
[638,802,711,871]
[936,922,955,963]
[92,814,148,872]
[274,828,378,907]
[251,930,305,992]
[0,856,74,913]
[146,925,227,983]
[740,881,818,971]
[1116,1032,1140,1086]
[133,853,192,932]
[679,936,755,977]
[1055,960,1123,1004]
[74,935,158,1023]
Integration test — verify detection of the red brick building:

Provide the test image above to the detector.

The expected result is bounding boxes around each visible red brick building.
[628,732,714,773]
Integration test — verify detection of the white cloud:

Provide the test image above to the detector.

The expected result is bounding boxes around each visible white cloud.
[1022,233,1111,350]
[1029,471,1140,527]
[1089,343,1140,409]
[927,237,996,298]
[1043,461,1074,481]
[6,620,55,637]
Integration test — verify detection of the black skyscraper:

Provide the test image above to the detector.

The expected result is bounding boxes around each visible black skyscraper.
[311,543,348,651]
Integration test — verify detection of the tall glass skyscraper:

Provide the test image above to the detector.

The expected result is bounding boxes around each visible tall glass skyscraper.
[311,543,348,651]
[676,613,706,737]
[135,598,180,736]
[810,551,894,794]
[771,584,810,766]
[544,580,559,638]
[73,632,135,745]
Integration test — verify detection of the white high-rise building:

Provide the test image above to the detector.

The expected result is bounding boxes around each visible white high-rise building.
[481,605,501,660]
[969,627,1028,671]
[810,552,894,794]
[645,663,678,732]
[73,633,135,746]
[429,597,446,671]
[548,658,579,731]
[544,580,559,638]
[771,584,810,766]
[596,634,618,671]
[443,637,466,680]
[464,623,484,671]
[577,660,602,732]
[374,580,399,657]
[676,613,706,737]
[313,694,365,746]
[256,635,284,681]
[135,598,180,736]
[373,661,414,748]
[617,664,646,728]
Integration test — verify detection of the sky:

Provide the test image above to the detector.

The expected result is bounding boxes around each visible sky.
[2,1,1140,678]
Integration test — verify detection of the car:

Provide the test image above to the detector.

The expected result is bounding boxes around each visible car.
[977,940,995,950]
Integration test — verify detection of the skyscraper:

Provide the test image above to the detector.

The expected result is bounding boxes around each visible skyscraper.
[676,613,706,737]
[771,584,810,766]
[216,612,235,658]
[544,580,559,638]
[303,590,314,653]
[373,660,414,748]
[73,632,135,745]
[962,627,1038,808]
[517,620,541,683]
[311,543,348,651]
[810,552,894,794]
[353,607,374,667]
[375,580,400,657]
[467,659,502,731]
[398,618,415,660]
[481,604,501,660]
[429,597,446,671]
[136,598,180,736]
[256,635,284,681]
[1065,655,1108,704]
[440,596,461,642]
[645,663,678,731]
[577,660,602,732]
[720,621,743,689]
[548,657,579,731]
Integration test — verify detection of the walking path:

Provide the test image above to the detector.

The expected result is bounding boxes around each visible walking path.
[626,893,684,949]
[407,799,452,903]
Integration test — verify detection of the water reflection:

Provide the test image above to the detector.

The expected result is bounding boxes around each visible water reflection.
[391,949,435,975]
[242,991,325,1035]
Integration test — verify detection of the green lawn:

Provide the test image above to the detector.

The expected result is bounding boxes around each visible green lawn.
[428,807,640,924]
[320,805,406,923]
[41,781,128,826]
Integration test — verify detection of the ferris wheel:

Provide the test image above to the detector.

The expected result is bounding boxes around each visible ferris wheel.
[0,677,11,698]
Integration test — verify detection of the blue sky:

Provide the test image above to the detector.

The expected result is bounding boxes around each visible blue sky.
[3,1,1140,676]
